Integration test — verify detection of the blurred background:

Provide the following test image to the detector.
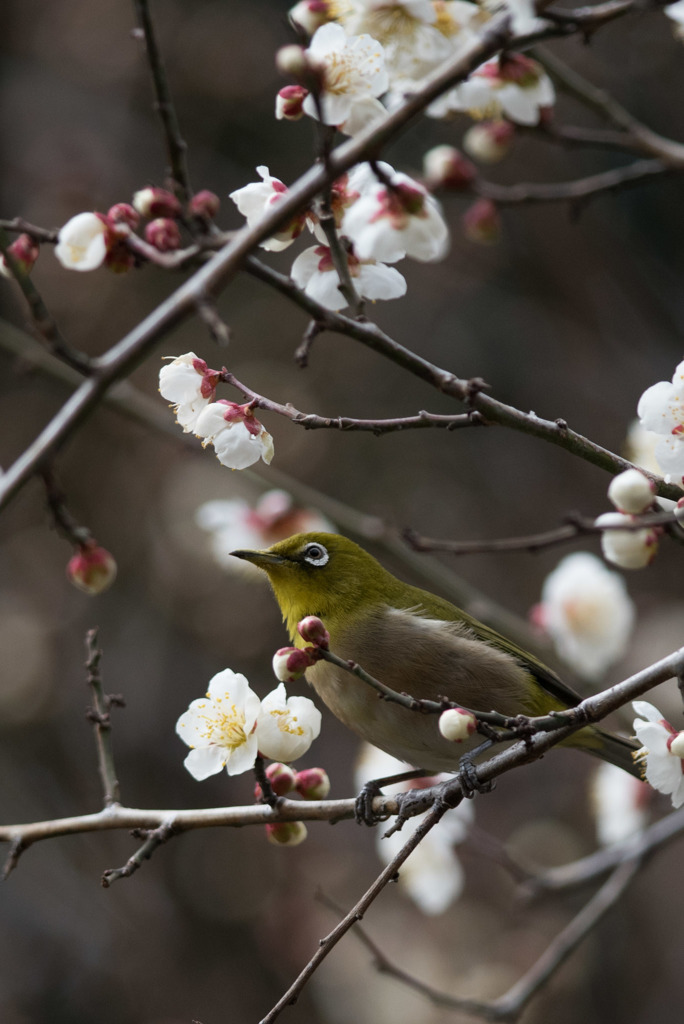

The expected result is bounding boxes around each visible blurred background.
[1,1,684,1022]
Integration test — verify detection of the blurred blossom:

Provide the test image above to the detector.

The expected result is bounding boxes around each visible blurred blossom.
[54,212,109,271]
[594,511,660,570]
[291,244,406,310]
[67,543,117,594]
[607,468,655,514]
[637,358,684,486]
[355,743,473,915]
[532,552,635,680]
[195,489,334,576]
[590,762,649,847]
[633,701,684,808]
[463,119,515,164]
[429,54,554,125]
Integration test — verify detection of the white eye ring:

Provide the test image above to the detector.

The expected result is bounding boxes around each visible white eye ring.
[303,543,329,567]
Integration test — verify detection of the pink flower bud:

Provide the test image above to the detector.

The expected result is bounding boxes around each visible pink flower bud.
[295,767,330,800]
[297,616,330,648]
[132,187,182,219]
[67,544,117,595]
[272,646,314,683]
[438,707,477,743]
[255,762,298,799]
[188,190,221,220]
[423,145,476,191]
[289,0,332,35]
[107,203,140,231]
[276,44,309,78]
[144,217,181,252]
[463,199,501,245]
[0,233,40,277]
[276,84,308,121]
[463,120,515,164]
[265,821,308,846]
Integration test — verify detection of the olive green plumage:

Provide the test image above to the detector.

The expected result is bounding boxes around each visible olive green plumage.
[232,532,639,776]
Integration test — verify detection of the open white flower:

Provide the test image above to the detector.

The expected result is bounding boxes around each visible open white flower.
[342,164,449,262]
[355,743,473,915]
[176,669,261,779]
[159,352,219,433]
[54,212,109,271]
[255,683,322,762]
[637,359,684,486]
[534,552,634,680]
[229,167,307,251]
[633,701,684,808]
[194,401,274,470]
[303,23,388,131]
[430,54,554,125]
[291,244,406,310]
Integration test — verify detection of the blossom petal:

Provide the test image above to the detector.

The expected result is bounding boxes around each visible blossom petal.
[184,745,227,780]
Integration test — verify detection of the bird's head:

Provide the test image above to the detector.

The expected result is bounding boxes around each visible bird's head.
[231,532,391,638]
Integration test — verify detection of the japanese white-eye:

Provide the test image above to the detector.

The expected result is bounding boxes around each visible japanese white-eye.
[232,532,639,776]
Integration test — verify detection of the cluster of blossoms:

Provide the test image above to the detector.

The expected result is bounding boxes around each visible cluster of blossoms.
[196,490,334,577]
[176,668,322,779]
[594,467,661,570]
[355,742,474,915]
[158,353,273,469]
[230,160,447,311]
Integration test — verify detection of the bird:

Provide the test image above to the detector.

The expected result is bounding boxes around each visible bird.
[231,532,639,778]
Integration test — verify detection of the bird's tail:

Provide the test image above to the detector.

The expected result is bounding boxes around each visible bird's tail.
[565,726,642,779]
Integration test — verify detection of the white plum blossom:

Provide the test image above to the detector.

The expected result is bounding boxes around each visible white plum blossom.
[176,669,262,779]
[533,552,635,680]
[229,167,307,251]
[429,54,554,126]
[342,163,449,262]
[54,212,109,271]
[505,0,549,36]
[355,743,473,915]
[291,244,406,310]
[637,359,684,486]
[194,401,274,470]
[595,511,659,570]
[195,490,334,576]
[302,23,388,133]
[608,468,656,515]
[591,762,648,847]
[633,701,684,808]
[255,683,322,762]
[159,352,220,433]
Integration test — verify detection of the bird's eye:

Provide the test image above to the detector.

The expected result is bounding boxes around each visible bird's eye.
[302,543,329,567]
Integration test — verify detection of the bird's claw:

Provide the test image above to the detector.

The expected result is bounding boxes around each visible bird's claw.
[354,780,391,826]
[458,756,493,799]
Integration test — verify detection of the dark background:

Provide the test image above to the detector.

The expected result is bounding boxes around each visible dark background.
[1,2,684,1022]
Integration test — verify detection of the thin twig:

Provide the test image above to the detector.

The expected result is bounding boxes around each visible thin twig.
[85,629,123,807]
[477,158,669,206]
[101,817,177,886]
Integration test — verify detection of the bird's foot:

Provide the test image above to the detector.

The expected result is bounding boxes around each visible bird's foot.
[355,781,391,827]
[457,755,493,799]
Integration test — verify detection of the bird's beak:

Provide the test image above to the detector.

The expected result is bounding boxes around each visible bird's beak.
[230,548,288,567]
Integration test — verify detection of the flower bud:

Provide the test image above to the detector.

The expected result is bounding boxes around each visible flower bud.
[255,761,297,799]
[272,646,314,683]
[145,217,181,252]
[295,766,330,800]
[107,203,140,231]
[595,512,659,570]
[463,120,515,164]
[276,84,308,121]
[188,190,221,221]
[438,707,477,743]
[607,469,656,515]
[463,198,501,245]
[276,44,309,78]
[289,0,332,35]
[67,544,117,595]
[297,615,330,648]
[0,233,40,277]
[132,187,181,219]
[265,820,308,846]
[668,732,684,758]
[423,145,475,191]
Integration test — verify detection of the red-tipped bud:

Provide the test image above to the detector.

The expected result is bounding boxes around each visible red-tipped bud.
[144,217,181,252]
[255,762,298,799]
[265,821,308,846]
[423,145,476,191]
[132,187,182,220]
[276,45,322,90]
[272,646,314,683]
[297,616,330,648]
[0,233,40,277]
[463,120,515,164]
[289,0,333,35]
[107,203,140,231]
[67,543,117,595]
[438,707,477,742]
[276,85,308,121]
[189,190,221,221]
[295,767,330,800]
[463,199,501,245]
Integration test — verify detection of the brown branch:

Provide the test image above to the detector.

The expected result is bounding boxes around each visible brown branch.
[85,629,123,807]
[476,158,669,206]
[101,818,176,886]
